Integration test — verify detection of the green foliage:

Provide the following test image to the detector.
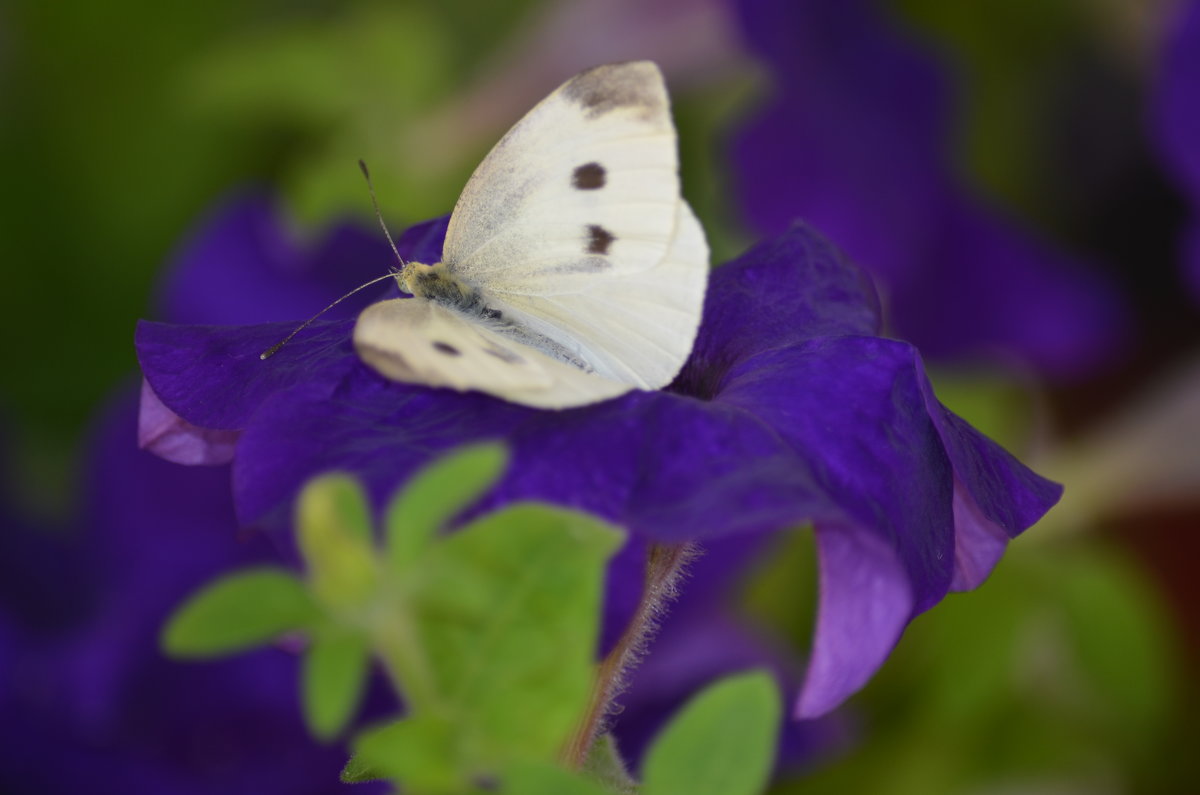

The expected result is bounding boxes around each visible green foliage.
[894,0,1086,220]
[161,567,315,658]
[352,717,463,792]
[672,70,762,265]
[642,671,783,795]
[765,542,1179,795]
[581,734,638,795]
[500,760,613,795]
[385,441,507,570]
[411,503,623,765]
[162,445,637,792]
[302,628,371,741]
[346,500,625,789]
[1,0,270,516]
[297,474,379,611]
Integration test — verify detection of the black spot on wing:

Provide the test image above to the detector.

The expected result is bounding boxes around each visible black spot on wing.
[432,341,461,356]
[586,225,615,255]
[572,162,606,190]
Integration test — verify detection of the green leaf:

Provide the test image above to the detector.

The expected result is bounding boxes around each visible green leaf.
[384,442,508,572]
[339,751,382,784]
[297,474,378,610]
[581,733,637,795]
[161,567,315,658]
[415,503,624,765]
[302,629,371,741]
[642,671,782,795]
[1041,547,1176,754]
[500,760,612,795]
[350,717,462,791]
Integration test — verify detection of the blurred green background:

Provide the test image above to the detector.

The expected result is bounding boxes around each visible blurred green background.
[1,0,1196,792]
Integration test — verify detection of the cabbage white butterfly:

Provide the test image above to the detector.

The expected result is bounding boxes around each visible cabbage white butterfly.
[353,61,709,409]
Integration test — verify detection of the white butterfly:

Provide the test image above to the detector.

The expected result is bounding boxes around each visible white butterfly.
[353,61,709,409]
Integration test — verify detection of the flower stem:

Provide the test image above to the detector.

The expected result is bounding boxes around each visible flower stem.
[562,541,698,770]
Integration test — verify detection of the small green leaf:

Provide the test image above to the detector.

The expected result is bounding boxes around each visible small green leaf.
[339,751,382,784]
[297,474,378,610]
[417,503,624,765]
[500,760,612,795]
[161,567,315,658]
[384,442,508,571]
[642,671,782,795]
[302,629,371,741]
[582,734,637,794]
[351,717,462,791]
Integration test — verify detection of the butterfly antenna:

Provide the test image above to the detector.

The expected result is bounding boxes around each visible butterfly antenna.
[259,272,399,360]
[358,159,407,270]
[261,160,410,361]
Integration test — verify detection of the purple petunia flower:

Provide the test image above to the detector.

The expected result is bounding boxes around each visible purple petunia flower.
[0,196,403,792]
[1154,0,1200,297]
[0,393,389,794]
[138,192,400,465]
[136,198,1060,717]
[729,0,1128,378]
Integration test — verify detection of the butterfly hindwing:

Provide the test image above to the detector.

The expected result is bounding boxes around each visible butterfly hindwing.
[353,299,633,408]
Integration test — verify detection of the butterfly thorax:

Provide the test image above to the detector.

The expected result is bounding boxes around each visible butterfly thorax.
[398,262,498,320]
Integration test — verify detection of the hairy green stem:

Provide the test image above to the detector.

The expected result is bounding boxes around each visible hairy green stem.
[562,541,698,770]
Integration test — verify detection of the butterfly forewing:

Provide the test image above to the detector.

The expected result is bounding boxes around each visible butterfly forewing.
[442,61,682,293]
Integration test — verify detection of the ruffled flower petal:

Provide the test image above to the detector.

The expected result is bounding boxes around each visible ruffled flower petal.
[137,211,1060,717]
[155,192,402,325]
[798,525,912,718]
[137,379,240,465]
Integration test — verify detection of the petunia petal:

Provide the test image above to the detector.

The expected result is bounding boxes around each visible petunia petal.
[230,372,661,648]
[730,0,1127,376]
[135,212,452,436]
[918,380,1063,541]
[136,318,358,431]
[676,222,880,399]
[1155,0,1200,299]
[155,193,436,326]
[137,379,240,466]
[1155,0,1200,198]
[797,525,912,718]
[717,337,958,611]
[230,368,827,544]
[1,389,383,794]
